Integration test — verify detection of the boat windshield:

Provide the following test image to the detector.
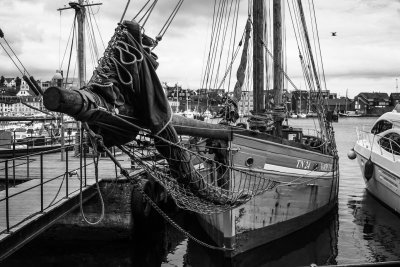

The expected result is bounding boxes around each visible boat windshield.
[371,119,393,134]
[378,132,400,155]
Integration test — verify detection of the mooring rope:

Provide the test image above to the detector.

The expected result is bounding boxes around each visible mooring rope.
[77,122,106,225]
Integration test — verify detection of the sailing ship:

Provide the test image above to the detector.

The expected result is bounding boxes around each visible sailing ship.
[189,0,339,255]
[41,0,339,257]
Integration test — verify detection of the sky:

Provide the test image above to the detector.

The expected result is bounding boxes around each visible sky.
[0,0,399,98]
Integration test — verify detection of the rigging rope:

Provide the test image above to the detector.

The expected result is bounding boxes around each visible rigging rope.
[119,0,131,23]
[310,0,327,91]
[226,0,241,92]
[64,14,77,90]
[60,16,76,70]
[132,0,151,21]
[88,5,106,50]
[139,0,158,26]
[78,122,106,225]
[1,33,32,77]
[155,0,184,43]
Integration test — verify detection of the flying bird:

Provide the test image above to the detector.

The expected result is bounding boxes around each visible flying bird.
[331,32,337,36]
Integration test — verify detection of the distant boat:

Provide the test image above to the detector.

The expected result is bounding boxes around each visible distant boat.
[339,111,361,117]
[352,109,400,214]
[306,112,318,118]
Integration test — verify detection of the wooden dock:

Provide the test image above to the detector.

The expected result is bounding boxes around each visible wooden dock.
[0,150,138,261]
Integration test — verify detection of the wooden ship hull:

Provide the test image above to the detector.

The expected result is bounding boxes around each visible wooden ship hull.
[192,130,339,256]
[190,208,338,266]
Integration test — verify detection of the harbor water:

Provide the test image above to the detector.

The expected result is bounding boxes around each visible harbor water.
[2,117,400,266]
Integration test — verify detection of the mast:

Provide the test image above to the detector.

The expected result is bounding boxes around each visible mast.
[175,84,179,112]
[299,89,302,114]
[57,1,102,87]
[77,0,86,88]
[271,0,286,136]
[57,1,101,160]
[273,0,283,106]
[186,89,189,112]
[252,0,265,114]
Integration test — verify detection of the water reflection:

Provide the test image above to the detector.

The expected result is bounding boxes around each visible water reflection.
[182,208,339,267]
[348,191,400,262]
[1,212,187,267]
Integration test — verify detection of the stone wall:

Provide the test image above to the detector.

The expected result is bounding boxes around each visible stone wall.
[43,180,136,240]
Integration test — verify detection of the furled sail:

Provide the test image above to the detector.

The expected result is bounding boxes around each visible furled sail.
[71,20,172,146]
[221,19,251,123]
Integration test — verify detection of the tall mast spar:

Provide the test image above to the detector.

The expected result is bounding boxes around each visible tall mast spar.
[272,0,285,136]
[77,0,86,88]
[253,0,265,114]
[273,0,283,107]
[58,1,102,87]
[57,1,102,160]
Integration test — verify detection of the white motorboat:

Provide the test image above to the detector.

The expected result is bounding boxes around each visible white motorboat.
[351,105,400,214]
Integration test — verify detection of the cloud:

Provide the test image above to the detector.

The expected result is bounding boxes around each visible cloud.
[0,0,399,101]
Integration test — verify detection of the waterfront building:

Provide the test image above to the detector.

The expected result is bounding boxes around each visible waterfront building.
[326,97,351,113]
[0,75,46,116]
[355,92,390,114]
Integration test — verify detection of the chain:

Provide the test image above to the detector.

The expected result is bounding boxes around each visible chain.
[132,182,234,252]
[83,124,234,252]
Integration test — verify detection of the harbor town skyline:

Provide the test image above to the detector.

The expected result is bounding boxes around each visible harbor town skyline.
[0,0,399,98]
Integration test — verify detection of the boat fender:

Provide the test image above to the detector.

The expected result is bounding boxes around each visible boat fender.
[347,148,356,160]
[364,158,374,181]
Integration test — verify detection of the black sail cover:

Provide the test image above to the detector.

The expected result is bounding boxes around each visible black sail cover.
[73,20,171,146]
[54,20,251,207]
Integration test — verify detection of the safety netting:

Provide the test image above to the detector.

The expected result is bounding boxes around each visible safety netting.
[121,129,279,215]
